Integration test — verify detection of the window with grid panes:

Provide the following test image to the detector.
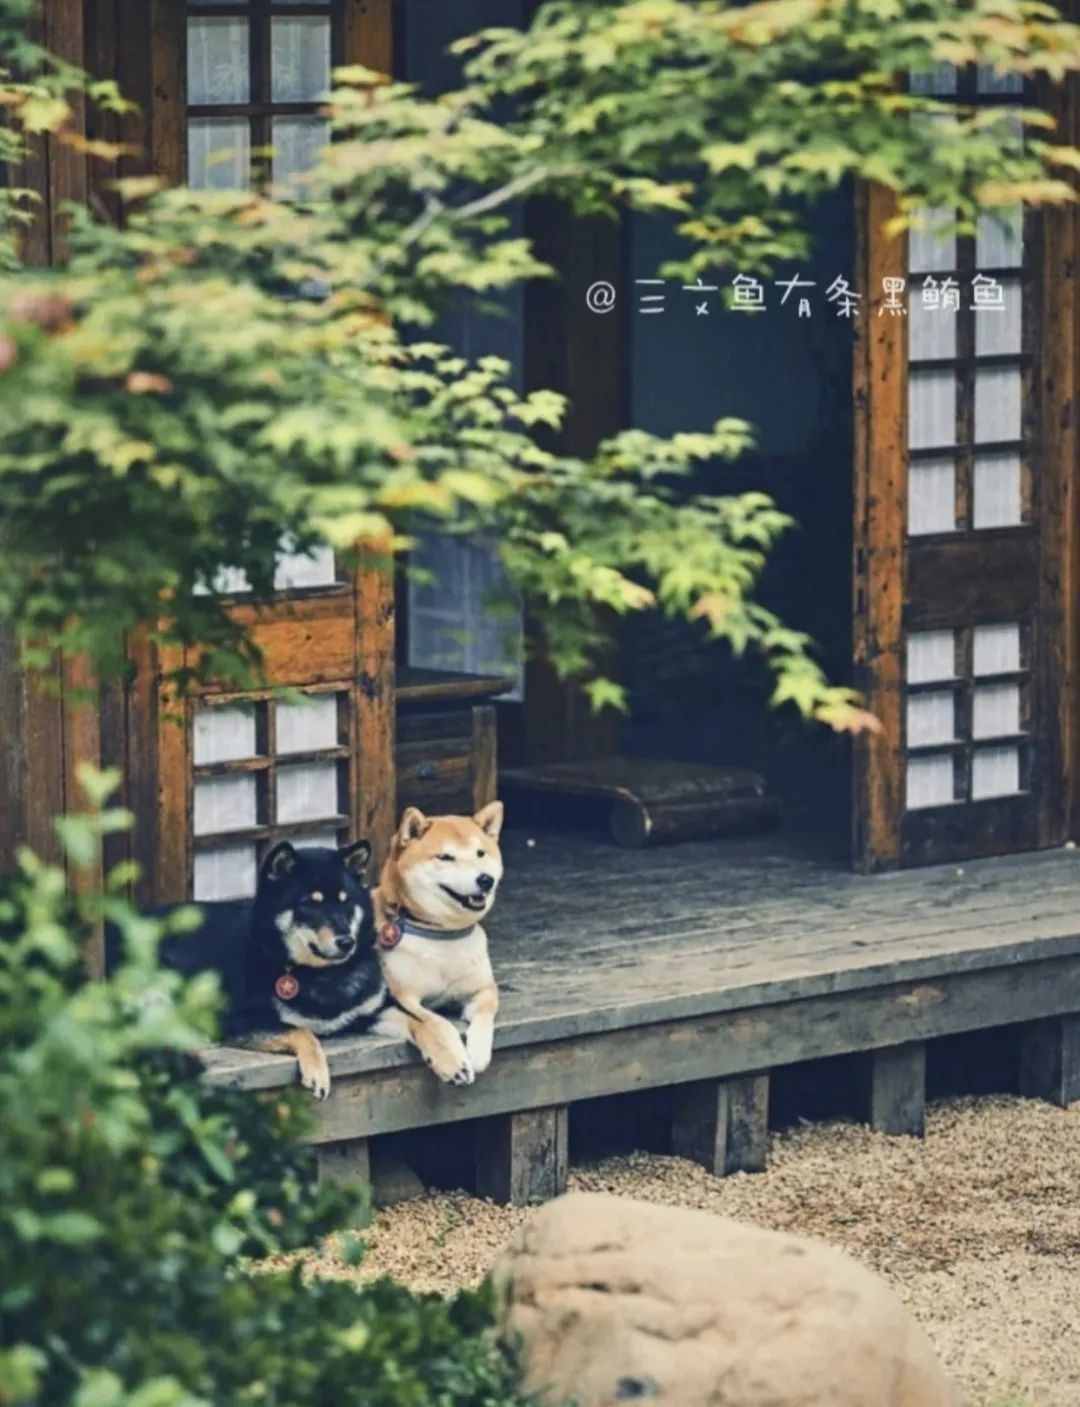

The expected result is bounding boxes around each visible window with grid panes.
[186,0,339,194]
[191,687,353,900]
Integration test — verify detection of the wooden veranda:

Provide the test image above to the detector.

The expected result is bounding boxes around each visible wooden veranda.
[201,827,1080,1204]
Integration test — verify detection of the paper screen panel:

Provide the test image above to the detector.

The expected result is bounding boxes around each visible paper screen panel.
[907,756,955,809]
[974,281,1022,357]
[273,544,336,590]
[972,683,1021,739]
[908,207,956,275]
[277,761,339,823]
[909,295,957,361]
[194,774,257,836]
[272,117,330,194]
[974,367,1022,445]
[194,842,257,901]
[187,17,250,104]
[193,705,258,765]
[908,459,955,535]
[973,623,1021,676]
[972,745,1021,799]
[271,16,331,102]
[907,630,956,684]
[908,369,956,450]
[972,452,1022,529]
[275,694,339,754]
[907,691,956,747]
[188,119,250,190]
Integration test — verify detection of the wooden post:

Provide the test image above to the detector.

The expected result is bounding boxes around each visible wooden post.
[672,1073,770,1176]
[865,1041,926,1136]
[1020,1016,1080,1107]
[851,180,908,874]
[316,1136,373,1223]
[475,1105,569,1206]
[471,703,498,810]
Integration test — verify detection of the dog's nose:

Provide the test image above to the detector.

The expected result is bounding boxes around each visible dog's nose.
[334,934,354,954]
[476,872,494,893]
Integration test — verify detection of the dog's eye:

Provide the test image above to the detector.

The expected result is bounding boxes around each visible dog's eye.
[338,890,347,902]
[309,891,323,903]
[476,849,486,858]
[437,852,454,862]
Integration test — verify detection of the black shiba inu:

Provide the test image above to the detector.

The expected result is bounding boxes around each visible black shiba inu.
[130,839,392,1100]
[232,839,391,1098]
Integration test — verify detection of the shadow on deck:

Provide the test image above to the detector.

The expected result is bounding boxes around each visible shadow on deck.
[202,826,1080,1203]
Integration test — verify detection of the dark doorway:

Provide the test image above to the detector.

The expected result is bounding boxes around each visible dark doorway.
[621,187,857,863]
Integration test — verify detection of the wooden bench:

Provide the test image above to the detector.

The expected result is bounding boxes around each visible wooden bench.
[499,756,779,848]
[201,835,1080,1204]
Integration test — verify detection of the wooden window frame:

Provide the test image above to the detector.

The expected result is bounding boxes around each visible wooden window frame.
[185,0,343,189]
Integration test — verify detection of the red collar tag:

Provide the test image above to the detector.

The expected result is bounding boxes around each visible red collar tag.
[274,973,299,1001]
[377,920,402,950]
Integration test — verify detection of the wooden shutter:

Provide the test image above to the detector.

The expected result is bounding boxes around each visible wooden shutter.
[853,66,1077,871]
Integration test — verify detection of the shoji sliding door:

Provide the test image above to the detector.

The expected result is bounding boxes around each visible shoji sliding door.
[853,64,1075,870]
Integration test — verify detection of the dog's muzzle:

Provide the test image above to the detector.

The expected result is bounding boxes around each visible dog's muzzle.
[307,928,356,961]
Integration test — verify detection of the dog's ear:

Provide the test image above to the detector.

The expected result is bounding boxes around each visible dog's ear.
[262,841,298,882]
[474,800,504,841]
[394,806,430,852]
[340,839,371,879]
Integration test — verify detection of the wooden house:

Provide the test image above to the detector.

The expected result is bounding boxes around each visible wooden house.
[4,0,1080,1204]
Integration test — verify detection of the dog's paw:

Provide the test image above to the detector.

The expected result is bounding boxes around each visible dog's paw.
[465,1035,492,1076]
[299,1058,331,1101]
[425,1042,474,1086]
[449,1053,475,1087]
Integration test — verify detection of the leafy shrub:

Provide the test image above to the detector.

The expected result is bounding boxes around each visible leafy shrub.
[0,799,543,1407]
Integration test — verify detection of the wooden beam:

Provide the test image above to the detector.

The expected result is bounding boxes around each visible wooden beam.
[355,551,396,872]
[1019,1016,1080,1107]
[851,182,907,873]
[43,0,88,263]
[672,1073,770,1176]
[270,954,1080,1145]
[475,1104,569,1206]
[150,0,186,187]
[342,0,394,74]
[865,1041,926,1137]
[471,703,497,809]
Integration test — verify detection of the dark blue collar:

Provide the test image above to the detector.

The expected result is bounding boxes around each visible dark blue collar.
[398,908,477,942]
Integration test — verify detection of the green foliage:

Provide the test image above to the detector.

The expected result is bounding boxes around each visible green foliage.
[3,1,1080,727]
[0,795,543,1407]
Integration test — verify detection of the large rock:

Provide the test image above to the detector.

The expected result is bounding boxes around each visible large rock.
[491,1192,961,1407]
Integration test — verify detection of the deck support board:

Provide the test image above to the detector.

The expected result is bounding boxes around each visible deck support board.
[1019,1015,1080,1107]
[672,1073,769,1175]
[865,1041,926,1136]
[475,1105,568,1206]
[316,1136,372,1222]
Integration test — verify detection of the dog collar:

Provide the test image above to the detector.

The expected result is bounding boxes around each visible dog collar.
[379,907,477,946]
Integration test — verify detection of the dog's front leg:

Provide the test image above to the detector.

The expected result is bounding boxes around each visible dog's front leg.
[249,1029,331,1100]
[463,984,498,1075]
[374,999,474,1086]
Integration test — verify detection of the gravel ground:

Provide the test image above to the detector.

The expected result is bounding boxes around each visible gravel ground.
[292,1095,1080,1407]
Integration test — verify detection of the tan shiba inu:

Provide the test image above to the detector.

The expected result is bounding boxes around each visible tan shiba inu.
[373,802,504,1086]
